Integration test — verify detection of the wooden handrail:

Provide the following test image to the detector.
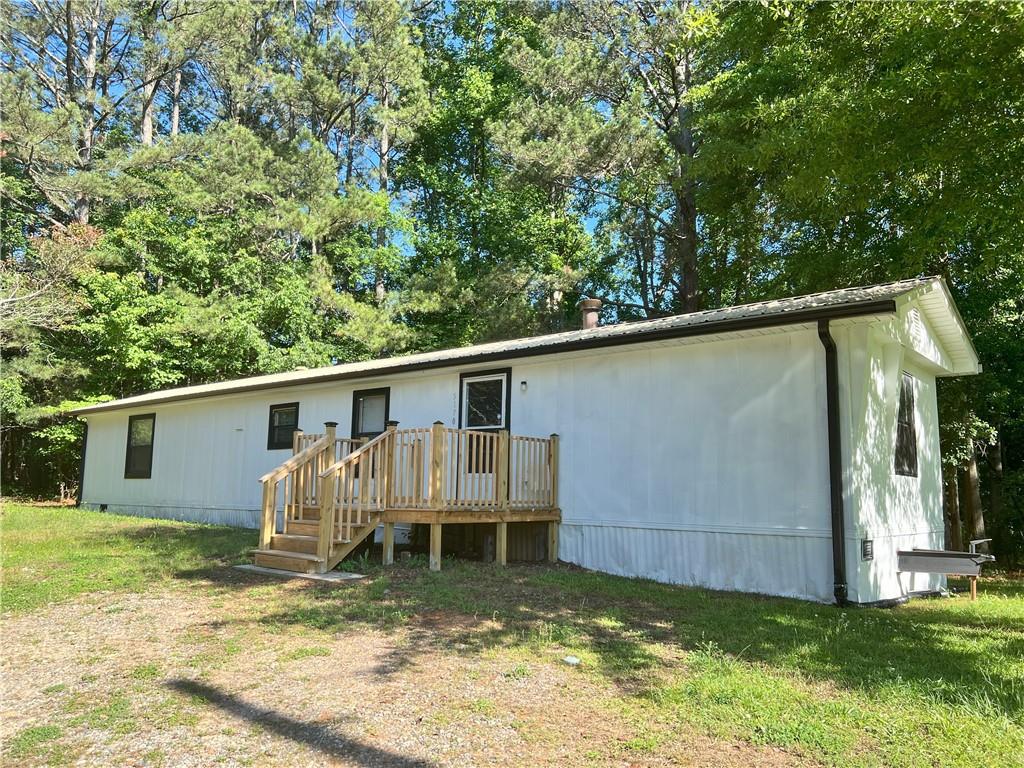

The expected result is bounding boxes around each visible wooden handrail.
[317,427,396,562]
[259,434,332,484]
[259,423,341,549]
[317,430,389,479]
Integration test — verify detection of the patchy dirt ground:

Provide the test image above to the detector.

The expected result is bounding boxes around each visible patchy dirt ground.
[2,575,814,768]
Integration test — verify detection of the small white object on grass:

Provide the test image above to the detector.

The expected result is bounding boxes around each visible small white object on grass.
[562,655,581,666]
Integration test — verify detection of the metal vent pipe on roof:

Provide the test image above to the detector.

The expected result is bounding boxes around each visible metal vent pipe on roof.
[578,298,603,329]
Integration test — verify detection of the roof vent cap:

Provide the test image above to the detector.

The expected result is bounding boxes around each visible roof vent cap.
[578,298,603,329]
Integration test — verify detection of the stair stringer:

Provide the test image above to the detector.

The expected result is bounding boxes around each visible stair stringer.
[321,516,380,572]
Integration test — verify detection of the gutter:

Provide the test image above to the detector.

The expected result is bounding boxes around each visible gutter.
[817,319,849,605]
[75,422,88,507]
[73,298,899,416]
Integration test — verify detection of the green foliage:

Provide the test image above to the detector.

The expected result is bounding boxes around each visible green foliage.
[8,724,63,760]
[400,1,600,345]
[1,0,1022,558]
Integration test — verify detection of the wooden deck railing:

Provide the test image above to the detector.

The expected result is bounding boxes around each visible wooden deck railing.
[259,421,559,563]
[258,423,362,548]
[382,424,559,512]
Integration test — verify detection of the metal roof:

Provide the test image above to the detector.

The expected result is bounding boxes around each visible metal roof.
[72,276,976,415]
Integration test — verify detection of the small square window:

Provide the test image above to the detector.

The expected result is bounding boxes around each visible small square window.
[351,388,389,439]
[125,414,155,479]
[894,372,918,477]
[268,403,299,450]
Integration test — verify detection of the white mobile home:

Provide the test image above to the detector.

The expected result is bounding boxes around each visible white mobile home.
[73,277,979,604]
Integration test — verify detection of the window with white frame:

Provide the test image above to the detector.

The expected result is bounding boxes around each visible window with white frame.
[460,372,508,430]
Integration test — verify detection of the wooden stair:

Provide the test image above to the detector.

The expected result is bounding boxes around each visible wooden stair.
[252,548,323,573]
[252,505,380,574]
[286,520,319,536]
[324,518,379,569]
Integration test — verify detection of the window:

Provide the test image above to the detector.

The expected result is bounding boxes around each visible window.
[460,370,510,473]
[124,414,155,479]
[460,371,509,430]
[894,372,918,477]
[267,403,299,450]
[351,388,390,439]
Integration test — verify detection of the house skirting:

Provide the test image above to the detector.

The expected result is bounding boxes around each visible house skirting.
[81,502,260,529]
[559,521,834,603]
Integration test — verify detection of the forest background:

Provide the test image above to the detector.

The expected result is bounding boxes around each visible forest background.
[2,1,1021,560]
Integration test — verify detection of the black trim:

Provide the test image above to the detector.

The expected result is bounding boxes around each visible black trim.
[124,413,156,479]
[894,371,919,477]
[351,387,391,439]
[75,422,88,506]
[849,595,908,609]
[76,299,900,414]
[458,368,511,477]
[458,368,512,430]
[267,402,300,450]
[848,590,945,609]
[817,320,848,605]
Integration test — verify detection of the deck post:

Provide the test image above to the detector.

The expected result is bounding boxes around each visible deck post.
[316,473,332,569]
[383,522,395,565]
[429,421,445,510]
[429,522,442,571]
[495,521,507,566]
[259,482,274,548]
[549,433,560,509]
[547,521,559,563]
[292,429,304,455]
[384,420,399,508]
[496,430,509,510]
[323,422,337,461]
[316,422,338,571]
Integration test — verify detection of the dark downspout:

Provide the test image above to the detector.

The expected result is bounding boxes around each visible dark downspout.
[75,421,88,507]
[817,320,849,604]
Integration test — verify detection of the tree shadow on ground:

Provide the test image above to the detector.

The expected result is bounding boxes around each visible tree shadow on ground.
[166,679,433,767]
[243,561,1024,720]
[107,518,1022,723]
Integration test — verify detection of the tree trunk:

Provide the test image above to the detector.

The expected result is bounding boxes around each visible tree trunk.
[74,7,100,225]
[986,436,1004,533]
[346,102,356,184]
[959,450,986,549]
[943,467,962,551]
[672,184,700,313]
[64,1,75,97]
[375,88,390,304]
[140,8,162,147]
[170,69,181,136]
[141,78,157,145]
[667,49,700,314]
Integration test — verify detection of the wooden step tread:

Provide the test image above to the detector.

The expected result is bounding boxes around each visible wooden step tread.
[251,549,324,562]
[270,532,320,554]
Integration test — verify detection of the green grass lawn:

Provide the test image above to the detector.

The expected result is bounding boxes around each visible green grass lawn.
[3,503,1023,767]
[1,502,255,612]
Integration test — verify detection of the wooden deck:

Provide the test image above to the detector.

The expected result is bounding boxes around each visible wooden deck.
[253,422,560,574]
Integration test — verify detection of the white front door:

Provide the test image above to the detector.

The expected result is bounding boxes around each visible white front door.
[458,371,509,502]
